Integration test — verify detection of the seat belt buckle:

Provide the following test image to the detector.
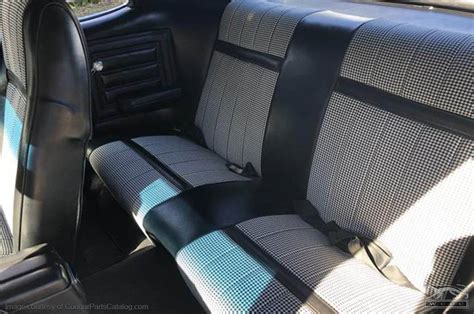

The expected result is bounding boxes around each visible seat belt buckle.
[227,163,244,175]
[226,162,258,178]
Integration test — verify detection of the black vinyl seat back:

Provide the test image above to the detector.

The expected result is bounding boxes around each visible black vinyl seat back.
[0,0,91,260]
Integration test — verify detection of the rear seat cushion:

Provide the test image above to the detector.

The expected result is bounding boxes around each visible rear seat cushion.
[89,136,250,224]
[177,215,426,312]
[90,139,182,224]
[178,227,316,313]
[89,0,316,225]
[91,2,472,311]
[132,136,248,187]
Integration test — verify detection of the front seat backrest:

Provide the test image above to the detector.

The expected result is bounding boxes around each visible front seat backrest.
[0,0,91,261]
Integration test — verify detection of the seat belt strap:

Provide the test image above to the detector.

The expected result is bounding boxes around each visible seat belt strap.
[293,200,329,232]
[293,200,416,290]
[187,125,206,146]
[347,236,414,288]
[174,124,206,146]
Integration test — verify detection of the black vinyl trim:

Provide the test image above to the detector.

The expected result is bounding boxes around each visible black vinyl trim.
[225,226,336,313]
[215,40,283,72]
[336,77,474,140]
[453,237,474,287]
[123,139,193,190]
[6,70,27,96]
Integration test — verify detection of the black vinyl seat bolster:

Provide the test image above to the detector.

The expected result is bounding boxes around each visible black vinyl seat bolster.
[0,0,91,260]
[143,180,293,256]
[22,0,91,260]
[142,11,371,256]
[261,11,371,199]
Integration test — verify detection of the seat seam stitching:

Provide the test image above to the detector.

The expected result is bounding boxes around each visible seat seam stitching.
[250,226,316,241]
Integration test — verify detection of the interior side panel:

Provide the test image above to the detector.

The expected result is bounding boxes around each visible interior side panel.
[89,30,179,119]
[81,0,229,138]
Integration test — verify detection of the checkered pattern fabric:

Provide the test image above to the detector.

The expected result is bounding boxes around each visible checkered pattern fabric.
[195,0,315,174]
[176,230,315,313]
[236,215,427,312]
[194,52,278,175]
[0,0,31,257]
[308,20,474,293]
[132,136,250,186]
[91,7,472,313]
[0,84,28,256]
[340,19,473,118]
[0,1,30,87]
[89,140,183,227]
[89,136,251,222]
[0,206,13,256]
[218,0,314,58]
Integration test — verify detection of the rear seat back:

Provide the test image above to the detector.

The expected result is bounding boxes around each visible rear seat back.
[194,0,315,175]
[307,19,473,293]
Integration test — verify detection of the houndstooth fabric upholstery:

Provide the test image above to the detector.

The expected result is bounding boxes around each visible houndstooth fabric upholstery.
[340,20,473,118]
[90,136,252,225]
[236,215,427,312]
[194,52,278,175]
[89,140,182,226]
[0,206,13,256]
[0,84,28,256]
[0,0,31,256]
[90,136,250,221]
[132,136,250,186]
[195,0,315,174]
[177,229,315,313]
[218,0,313,58]
[308,20,474,293]
[177,18,472,312]
[0,0,30,87]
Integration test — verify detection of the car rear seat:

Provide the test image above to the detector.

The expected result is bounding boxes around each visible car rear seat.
[89,0,473,312]
[141,10,369,255]
[89,0,317,226]
[172,17,473,313]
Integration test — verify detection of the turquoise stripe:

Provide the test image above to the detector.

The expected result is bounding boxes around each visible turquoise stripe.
[2,99,22,157]
[136,178,179,220]
[178,231,276,311]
